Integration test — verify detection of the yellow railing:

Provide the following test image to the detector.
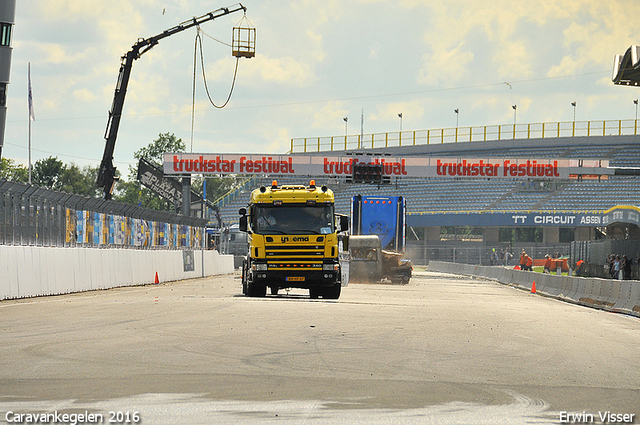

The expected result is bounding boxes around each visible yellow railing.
[290,119,640,153]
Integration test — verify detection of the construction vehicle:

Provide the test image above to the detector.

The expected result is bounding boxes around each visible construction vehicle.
[349,195,412,283]
[97,4,249,200]
[349,235,412,284]
[238,180,349,298]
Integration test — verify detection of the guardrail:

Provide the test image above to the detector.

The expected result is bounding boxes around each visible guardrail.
[428,261,640,318]
[290,119,640,153]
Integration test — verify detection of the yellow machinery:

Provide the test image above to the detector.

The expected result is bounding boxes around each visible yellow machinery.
[239,180,349,298]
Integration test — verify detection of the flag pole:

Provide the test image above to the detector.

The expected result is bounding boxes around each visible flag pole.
[28,62,33,184]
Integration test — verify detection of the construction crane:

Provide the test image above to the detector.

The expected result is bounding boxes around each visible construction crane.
[97,4,248,200]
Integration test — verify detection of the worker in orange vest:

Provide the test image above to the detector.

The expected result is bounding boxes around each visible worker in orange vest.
[524,253,533,271]
[519,250,526,269]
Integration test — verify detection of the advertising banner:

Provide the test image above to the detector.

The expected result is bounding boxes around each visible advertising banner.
[138,158,183,204]
[76,210,84,244]
[65,209,75,244]
[163,153,610,180]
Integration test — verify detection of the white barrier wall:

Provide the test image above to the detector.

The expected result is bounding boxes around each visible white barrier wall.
[0,246,234,300]
[428,261,640,318]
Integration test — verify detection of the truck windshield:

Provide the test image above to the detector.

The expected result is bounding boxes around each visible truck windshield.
[253,204,335,235]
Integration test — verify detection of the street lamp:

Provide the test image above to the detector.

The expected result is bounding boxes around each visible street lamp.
[343,117,349,148]
[634,99,638,121]
[398,113,403,132]
[454,108,459,128]
[512,105,517,138]
[571,101,576,122]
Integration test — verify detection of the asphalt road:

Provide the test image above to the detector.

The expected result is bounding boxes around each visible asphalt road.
[0,270,639,424]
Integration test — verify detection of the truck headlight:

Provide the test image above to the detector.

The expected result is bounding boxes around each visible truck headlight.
[323,263,339,271]
[252,263,268,271]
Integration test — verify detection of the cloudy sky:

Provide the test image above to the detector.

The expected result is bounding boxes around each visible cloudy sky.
[3,0,639,172]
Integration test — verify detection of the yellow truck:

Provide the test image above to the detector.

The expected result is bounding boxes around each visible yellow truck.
[238,180,349,299]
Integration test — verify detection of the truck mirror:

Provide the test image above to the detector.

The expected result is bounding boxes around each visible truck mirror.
[239,215,248,233]
[339,215,349,233]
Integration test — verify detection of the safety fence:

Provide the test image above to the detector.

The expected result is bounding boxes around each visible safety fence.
[0,179,208,249]
[291,119,640,153]
[406,243,571,267]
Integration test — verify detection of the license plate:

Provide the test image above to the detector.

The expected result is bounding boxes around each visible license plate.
[286,277,305,282]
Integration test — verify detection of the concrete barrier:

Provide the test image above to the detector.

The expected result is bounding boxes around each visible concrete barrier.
[428,261,640,318]
[0,246,234,300]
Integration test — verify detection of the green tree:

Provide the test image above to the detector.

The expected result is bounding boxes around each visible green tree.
[59,164,100,197]
[32,156,65,189]
[0,157,28,183]
[133,132,186,165]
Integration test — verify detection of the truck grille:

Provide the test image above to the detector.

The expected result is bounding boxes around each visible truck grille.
[265,244,324,270]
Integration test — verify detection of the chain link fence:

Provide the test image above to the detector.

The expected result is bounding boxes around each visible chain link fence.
[0,179,208,249]
[407,243,571,267]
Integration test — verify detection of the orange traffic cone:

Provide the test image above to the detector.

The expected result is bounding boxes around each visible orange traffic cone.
[155,272,159,284]
[531,280,536,294]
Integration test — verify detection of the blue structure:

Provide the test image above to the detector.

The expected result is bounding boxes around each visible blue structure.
[351,195,406,252]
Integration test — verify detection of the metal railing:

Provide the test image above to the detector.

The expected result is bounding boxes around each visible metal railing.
[291,119,640,153]
[213,176,256,209]
[0,179,208,248]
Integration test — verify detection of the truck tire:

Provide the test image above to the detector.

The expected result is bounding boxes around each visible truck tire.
[247,282,266,297]
[322,283,341,300]
[241,260,248,295]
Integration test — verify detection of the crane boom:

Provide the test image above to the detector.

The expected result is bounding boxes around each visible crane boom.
[97,4,247,200]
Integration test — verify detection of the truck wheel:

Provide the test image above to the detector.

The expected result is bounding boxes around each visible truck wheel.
[270,286,279,295]
[241,262,248,295]
[322,283,341,300]
[309,288,320,299]
[247,282,266,297]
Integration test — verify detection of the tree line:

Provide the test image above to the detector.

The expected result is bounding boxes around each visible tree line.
[0,133,243,211]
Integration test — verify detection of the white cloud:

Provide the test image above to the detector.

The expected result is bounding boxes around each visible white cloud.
[72,88,97,102]
[418,45,474,86]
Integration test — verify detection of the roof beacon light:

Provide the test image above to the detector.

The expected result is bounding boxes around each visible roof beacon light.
[309,180,316,189]
[271,180,278,189]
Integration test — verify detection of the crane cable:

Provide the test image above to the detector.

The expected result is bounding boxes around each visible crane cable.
[191,26,240,152]
[194,27,239,109]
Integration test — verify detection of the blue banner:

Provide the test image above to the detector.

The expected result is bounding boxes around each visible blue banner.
[407,205,640,227]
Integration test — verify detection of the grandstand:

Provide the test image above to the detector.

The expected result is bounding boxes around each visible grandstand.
[214,132,640,266]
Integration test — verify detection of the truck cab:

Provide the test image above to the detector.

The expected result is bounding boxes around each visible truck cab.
[239,180,348,299]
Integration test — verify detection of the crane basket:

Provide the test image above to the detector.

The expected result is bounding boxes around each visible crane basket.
[232,14,255,58]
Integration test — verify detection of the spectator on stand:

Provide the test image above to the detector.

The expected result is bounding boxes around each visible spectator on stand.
[613,255,621,280]
[607,254,615,278]
[491,248,499,266]
[504,251,513,266]
[623,255,632,280]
